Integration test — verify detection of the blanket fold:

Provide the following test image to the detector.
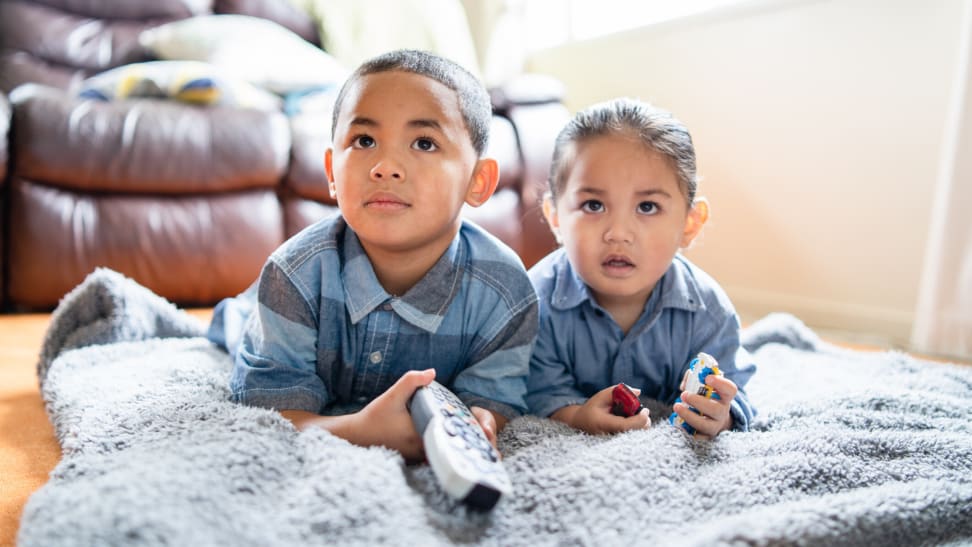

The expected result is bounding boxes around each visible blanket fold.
[37,268,205,386]
[19,268,972,547]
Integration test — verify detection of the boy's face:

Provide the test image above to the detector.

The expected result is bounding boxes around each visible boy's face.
[326,71,495,261]
[545,133,706,310]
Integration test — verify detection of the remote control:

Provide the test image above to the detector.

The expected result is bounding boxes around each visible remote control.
[407,381,512,510]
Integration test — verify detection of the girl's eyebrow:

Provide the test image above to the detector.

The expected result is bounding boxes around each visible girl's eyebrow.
[575,187,673,198]
[635,189,673,199]
[348,116,378,127]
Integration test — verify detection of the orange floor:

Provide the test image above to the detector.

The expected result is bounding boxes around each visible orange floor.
[0,309,212,546]
[0,313,59,547]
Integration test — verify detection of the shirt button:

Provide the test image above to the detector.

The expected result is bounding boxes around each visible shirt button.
[381,303,393,311]
[369,351,383,364]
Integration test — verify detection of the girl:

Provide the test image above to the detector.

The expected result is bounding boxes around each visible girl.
[525,98,756,439]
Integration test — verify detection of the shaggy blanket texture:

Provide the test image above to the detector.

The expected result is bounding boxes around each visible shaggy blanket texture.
[18,269,972,546]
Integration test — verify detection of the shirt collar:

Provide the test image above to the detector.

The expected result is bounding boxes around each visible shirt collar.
[342,228,463,333]
[549,251,704,314]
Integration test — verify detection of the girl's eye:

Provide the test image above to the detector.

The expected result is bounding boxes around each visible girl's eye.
[352,135,376,148]
[412,138,438,152]
[638,201,659,215]
[580,200,604,213]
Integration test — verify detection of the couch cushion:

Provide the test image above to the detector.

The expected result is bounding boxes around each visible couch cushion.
[10,84,290,194]
[25,0,209,19]
[0,1,169,92]
[8,179,283,309]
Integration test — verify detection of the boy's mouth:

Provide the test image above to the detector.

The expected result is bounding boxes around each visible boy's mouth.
[364,192,410,210]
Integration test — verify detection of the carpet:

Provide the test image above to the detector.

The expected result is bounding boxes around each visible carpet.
[17,269,972,546]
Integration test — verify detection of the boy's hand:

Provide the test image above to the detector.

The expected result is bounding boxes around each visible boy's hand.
[282,370,435,461]
[344,368,436,462]
[672,375,737,439]
[553,385,650,434]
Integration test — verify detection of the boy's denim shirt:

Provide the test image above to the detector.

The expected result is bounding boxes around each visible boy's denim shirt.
[525,249,757,430]
[207,216,539,420]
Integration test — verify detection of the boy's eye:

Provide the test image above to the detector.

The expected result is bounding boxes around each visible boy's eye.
[412,137,438,152]
[638,201,659,215]
[352,135,375,148]
[580,200,604,213]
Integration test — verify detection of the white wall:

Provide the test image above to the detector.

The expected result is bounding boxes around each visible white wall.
[525,0,969,358]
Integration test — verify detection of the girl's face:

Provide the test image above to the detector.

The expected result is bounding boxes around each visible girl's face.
[545,133,706,312]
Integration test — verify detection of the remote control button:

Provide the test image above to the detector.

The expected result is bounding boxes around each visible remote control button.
[444,416,464,436]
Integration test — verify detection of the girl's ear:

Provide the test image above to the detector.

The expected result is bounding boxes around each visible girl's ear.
[325,148,337,198]
[464,158,500,207]
[542,192,563,244]
[681,197,709,248]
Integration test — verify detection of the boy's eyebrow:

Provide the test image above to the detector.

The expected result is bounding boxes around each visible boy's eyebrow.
[407,119,444,131]
[346,117,444,132]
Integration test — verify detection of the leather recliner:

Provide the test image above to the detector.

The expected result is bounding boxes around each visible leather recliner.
[0,0,567,311]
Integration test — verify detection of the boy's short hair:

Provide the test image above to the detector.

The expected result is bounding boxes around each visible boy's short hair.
[331,49,492,157]
[548,98,698,206]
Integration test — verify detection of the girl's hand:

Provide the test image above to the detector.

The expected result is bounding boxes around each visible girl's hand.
[672,375,737,439]
[554,385,650,434]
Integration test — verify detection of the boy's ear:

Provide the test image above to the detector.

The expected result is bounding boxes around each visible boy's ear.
[681,197,709,248]
[464,158,500,208]
[325,148,337,198]
[541,192,562,244]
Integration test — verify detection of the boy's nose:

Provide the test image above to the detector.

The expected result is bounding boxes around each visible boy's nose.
[370,159,404,181]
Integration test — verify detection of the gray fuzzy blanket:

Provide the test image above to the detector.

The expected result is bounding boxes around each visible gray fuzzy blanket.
[18,269,972,546]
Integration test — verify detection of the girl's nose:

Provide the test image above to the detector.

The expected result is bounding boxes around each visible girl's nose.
[603,215,635,244]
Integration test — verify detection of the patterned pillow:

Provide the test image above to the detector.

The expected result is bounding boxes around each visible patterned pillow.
[78,60,283,111]
[139,15,349,95]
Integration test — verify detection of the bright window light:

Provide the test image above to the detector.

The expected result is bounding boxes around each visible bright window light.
[523,0,748,51]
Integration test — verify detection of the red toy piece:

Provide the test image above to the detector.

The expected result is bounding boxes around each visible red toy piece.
[611,383,644,417]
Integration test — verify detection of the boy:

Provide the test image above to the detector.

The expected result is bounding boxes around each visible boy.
[525,98,756,439]
[207,50,538,460]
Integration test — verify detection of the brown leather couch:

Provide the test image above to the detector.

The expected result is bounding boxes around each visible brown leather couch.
[0,0,567,311]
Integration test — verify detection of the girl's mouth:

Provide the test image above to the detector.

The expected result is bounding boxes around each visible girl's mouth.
[602,255,634,268]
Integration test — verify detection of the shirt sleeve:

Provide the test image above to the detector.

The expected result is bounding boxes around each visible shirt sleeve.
[453,293,538,421]
[524,308,589,418]
[689,307,758,431]
[228,259,327,413]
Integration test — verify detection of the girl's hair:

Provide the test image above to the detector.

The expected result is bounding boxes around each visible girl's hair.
[331,49,491,157]
[548,98,698,205]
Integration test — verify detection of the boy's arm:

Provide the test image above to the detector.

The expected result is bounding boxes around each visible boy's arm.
[452,294,539,427]
[230,261,330,413]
